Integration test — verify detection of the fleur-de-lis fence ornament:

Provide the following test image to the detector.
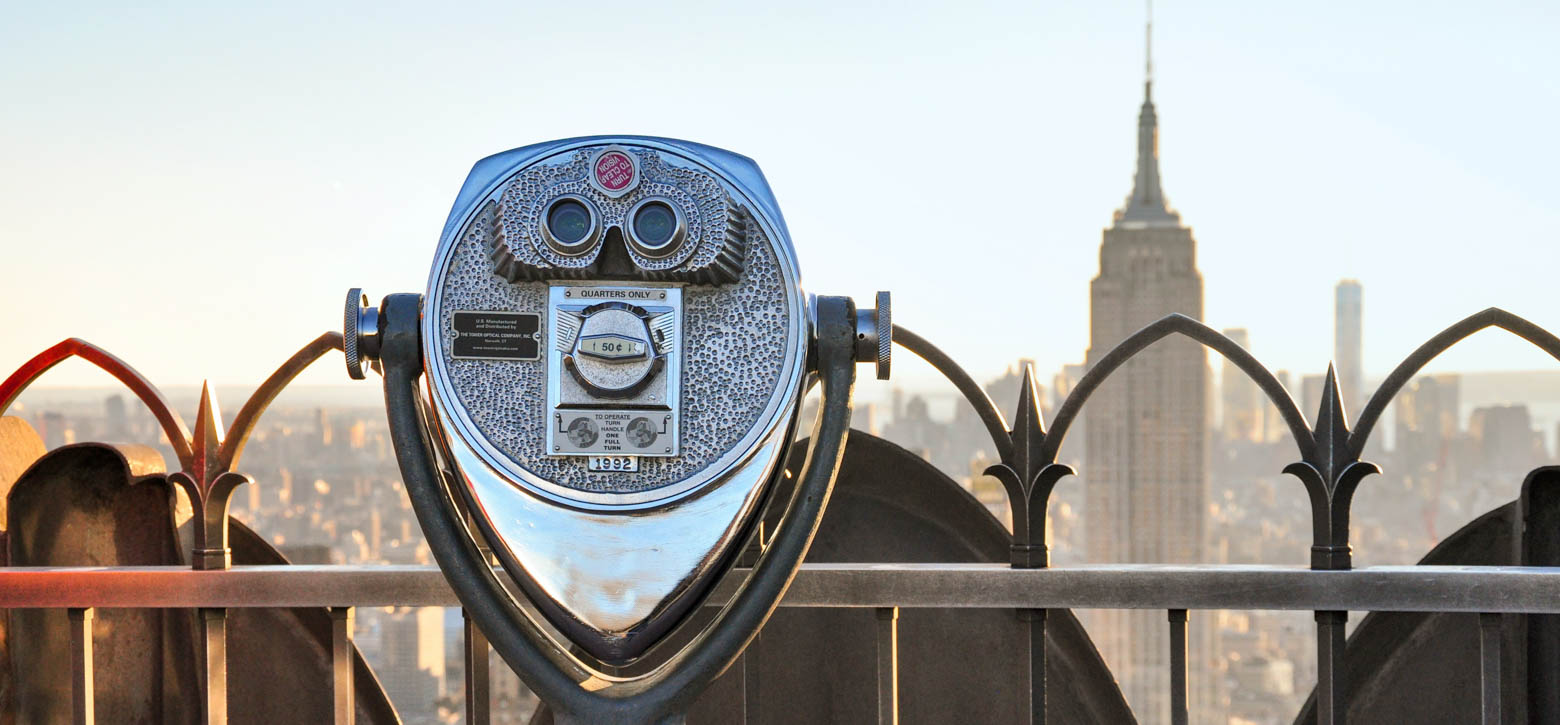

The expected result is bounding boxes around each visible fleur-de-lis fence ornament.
[0,333,345,570]
[981,366,1073,569]
[901,308,1560,575]
[892,307,1560,725]
[1282,365,1380,570]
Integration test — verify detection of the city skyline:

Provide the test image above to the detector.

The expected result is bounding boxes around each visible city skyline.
[5,4,1560,723]
[4,2,1560,394]
[12,314,1555,724]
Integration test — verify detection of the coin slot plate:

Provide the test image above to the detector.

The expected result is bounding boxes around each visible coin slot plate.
[546,285,681,458]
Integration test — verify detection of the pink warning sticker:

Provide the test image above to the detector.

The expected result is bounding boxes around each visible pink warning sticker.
[593,150,636,193]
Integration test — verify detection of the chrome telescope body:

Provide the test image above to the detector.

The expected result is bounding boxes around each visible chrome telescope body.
[348,136,887,723]
[424,137,808,662]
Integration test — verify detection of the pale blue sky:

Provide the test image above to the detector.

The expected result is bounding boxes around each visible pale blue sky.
[4,1,1559,399]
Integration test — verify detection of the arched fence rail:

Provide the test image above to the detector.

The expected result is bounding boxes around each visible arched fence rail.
[4,308,1560,725]
[891,307,1560,725]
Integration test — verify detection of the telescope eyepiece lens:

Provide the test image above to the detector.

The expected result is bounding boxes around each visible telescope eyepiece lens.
[547,200,592,245]
[626,198,686,258]
[634,203,676,248]
[540,195,601,256]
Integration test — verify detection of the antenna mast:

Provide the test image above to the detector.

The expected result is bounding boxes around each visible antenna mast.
[1146,0,1154,87]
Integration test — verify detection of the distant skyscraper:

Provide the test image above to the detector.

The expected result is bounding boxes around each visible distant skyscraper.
[103,394,128,441]
[1220,328,1262,442]
[39,411,69,449]
[1083,24,1219,723]
[1395,374,1461,467]
[1469,404,1541,475]
[1051,363,1086,411]
[1051,363,1088,464]
[1300,373,1327,426]
[1335,280,1363,415]
[374,606,447,724]
[1266,369,1294,443]
[315,407,333,447]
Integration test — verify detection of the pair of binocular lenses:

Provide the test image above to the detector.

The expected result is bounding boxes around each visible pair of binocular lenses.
[540,194,687,259]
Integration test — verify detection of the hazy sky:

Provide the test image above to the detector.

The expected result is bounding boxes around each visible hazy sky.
[4,1,1559,400]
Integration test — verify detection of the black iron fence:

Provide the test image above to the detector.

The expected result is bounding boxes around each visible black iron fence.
[0,562,1553,724]
[4,307,1559,724]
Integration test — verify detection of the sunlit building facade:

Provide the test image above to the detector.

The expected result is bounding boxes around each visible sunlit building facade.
[1083,67,1222,723]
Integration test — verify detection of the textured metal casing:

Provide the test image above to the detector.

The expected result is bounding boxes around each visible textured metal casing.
[419,137,808,663]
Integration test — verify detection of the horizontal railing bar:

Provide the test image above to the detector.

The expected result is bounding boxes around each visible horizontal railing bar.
[0,565,457,608]
[3,564,1560,612]
[776,564,1560,612]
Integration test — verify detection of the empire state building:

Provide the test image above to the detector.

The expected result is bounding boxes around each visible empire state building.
[1082,45,1221,723]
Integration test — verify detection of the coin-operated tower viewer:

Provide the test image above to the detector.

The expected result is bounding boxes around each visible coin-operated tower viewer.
[345,136,889,724]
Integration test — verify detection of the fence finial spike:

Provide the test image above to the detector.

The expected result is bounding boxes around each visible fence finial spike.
[1008,363,1048,480]
[1310,364,1352,487]
[191,381,225,484]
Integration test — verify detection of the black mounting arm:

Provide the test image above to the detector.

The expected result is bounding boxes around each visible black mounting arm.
[378,292,858,724]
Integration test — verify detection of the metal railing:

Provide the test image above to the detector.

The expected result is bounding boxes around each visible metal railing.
[6,306,1560,724]
[1,563,1557,724]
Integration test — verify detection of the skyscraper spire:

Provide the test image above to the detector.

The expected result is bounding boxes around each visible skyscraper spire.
[1146,0,1154,95]
[1116,0,1180,227]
